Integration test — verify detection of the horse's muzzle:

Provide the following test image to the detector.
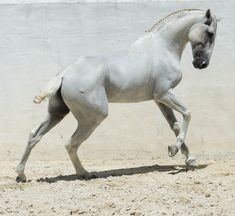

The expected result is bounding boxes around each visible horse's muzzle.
[193,58,208,69]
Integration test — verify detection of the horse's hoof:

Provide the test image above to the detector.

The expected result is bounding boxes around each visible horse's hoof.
[16,175,27,183]
[168,145,179,157]
[89,173,98,179]
[186,157,198,168]
[78,171,95,180]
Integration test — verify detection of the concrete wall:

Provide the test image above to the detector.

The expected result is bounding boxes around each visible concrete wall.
[0,0,234,161]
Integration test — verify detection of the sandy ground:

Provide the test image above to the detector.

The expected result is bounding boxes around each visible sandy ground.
[0,159,234,216]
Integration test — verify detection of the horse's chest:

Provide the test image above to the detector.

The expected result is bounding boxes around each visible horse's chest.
[152,62,182,97]
[169,70,182,87]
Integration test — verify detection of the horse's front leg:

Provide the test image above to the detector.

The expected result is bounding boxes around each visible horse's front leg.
[156,102,197,167]
[155,89,197,167]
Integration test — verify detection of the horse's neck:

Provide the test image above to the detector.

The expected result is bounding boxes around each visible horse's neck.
[153,12,204,59]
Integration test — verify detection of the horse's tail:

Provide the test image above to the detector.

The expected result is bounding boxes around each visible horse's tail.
[33,73,64,104]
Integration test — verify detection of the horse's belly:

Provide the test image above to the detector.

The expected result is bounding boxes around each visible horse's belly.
[105,70,153,103]
[106,84,153,103]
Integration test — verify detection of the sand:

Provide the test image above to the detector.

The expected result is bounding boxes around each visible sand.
[0,159,234,216]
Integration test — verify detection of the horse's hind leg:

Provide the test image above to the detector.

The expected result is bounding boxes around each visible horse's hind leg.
[65,123,99,178]
[62,86,108,178]
[65,109,107,178]
[16,92,69,182]
[156,102,197,167]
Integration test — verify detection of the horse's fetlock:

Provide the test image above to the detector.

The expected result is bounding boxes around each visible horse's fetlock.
[180,143,189,156]
[16,164,25,174]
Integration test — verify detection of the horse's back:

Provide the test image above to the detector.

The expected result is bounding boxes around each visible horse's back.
[62,55,108,91]
[61,49,155,104]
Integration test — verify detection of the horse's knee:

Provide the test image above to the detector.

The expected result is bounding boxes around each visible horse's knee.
[172,122,180,136]
[184,110,191,121]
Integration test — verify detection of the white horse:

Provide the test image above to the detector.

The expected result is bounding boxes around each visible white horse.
[16,9,218,182]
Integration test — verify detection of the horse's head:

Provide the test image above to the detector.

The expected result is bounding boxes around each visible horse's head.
[188,9,218,69]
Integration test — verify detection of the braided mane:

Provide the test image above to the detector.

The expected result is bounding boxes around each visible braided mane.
[145,8,203,32]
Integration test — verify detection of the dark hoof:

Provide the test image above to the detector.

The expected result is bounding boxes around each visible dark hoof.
[90,173,98,179]
[16,176,26,183]
[168,145,179,157]
[79,172,97,180]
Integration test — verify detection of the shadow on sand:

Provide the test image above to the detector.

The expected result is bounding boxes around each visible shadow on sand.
[36,163,208,183]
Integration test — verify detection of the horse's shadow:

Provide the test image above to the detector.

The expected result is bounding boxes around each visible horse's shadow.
[36,163,208,184]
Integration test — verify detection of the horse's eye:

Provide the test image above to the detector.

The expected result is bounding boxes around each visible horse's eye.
[207,31,214,38]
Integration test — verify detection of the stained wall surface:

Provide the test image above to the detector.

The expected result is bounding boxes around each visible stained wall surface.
[0,0,234,161]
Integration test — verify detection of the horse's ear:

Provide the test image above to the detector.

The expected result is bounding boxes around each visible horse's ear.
[206,9,211,19]
[205,9,212,26]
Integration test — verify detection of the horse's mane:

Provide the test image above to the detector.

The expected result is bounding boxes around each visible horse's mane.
[145,8,203,33]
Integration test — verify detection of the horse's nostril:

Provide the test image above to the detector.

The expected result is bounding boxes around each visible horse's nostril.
[200,61,207,68]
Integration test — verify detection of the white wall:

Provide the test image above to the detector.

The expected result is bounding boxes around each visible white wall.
[0,0,234,161]
[0,0,212,4]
